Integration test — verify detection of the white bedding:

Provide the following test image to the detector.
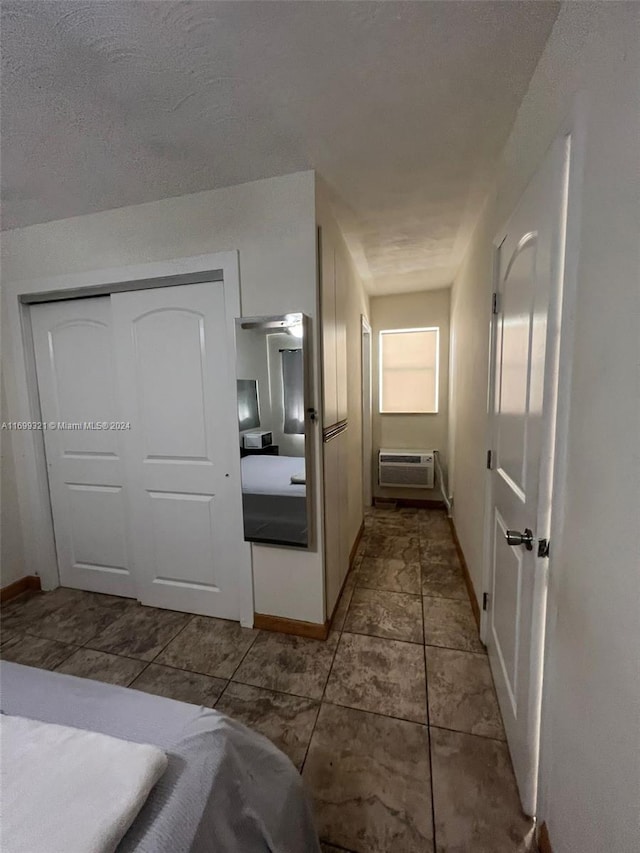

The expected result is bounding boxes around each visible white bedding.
[0,713,168,853]
[241,454,306,497]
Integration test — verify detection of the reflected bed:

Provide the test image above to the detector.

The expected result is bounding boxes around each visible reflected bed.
[240,455,307,546]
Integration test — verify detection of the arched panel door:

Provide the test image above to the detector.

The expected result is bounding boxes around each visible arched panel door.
[31,297,136,597]
[488,137,569,815]
[111,282,249,620]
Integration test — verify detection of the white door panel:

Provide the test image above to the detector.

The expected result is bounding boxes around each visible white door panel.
[112,282,249,619]
[488,137,568,815]
[492,509,522,715]
[31,297,136,597]
[361,320,373,507]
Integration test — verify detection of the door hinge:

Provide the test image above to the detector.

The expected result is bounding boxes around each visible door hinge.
[483,592,490,611]
[486,450,493,470]
[492,292,500,315]
[537,539,550,558]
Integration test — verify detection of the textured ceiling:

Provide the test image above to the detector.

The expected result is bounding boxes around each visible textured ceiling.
[1,1,558,293]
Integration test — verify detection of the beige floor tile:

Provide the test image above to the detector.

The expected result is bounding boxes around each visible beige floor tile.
[357,557,422,594]
[216,681,320,769]
[365,534,421,562]
[56,648,146,686]
[129,662,226,706]
[430,727,534,852]
[426,646,504,739]
[232,631,338,699]
[325,632,427,723]
[421,561,468,600]
[373,516,420,536]
[1,588,127,639]
[156,615,258,678]
[304,702,433,853]
[420,540,460,564]
[423,597,484,653]
[21,591,136,646]
[1,634,76,670]
[344,587,424,643]
[87,606,191,660]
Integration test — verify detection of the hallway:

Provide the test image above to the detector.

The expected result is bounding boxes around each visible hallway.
[1,506,534,852]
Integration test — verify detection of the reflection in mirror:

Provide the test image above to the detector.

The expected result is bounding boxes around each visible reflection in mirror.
[235,313,311,548]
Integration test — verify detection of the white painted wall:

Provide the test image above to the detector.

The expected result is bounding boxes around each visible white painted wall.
[371,289,450,500]
[449,4,640,851]
[449,204,494,593]
[1,170,326,623]
[1,383,26,587]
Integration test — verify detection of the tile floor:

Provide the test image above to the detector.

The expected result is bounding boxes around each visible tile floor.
[1,507,535,852]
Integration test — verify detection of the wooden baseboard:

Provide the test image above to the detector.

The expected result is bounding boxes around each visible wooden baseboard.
[447,518,482,632]
[328,518,365,630]
[538,822,554,853]
[348,519,365,568]
[0,575,41,604]
[253,519,365,641]
[253,612,329,640]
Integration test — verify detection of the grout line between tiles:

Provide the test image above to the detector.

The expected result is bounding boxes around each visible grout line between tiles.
[122,613,199,687]
[428,722,508,744]
[213,679,233,707]
[226,629,262,681]
[228,674,323,705]
[126,660,151,687]
[343,627,426,648]
[351,584,423,600]
[147,613,198,662]
[84,611,198,659]
[316,690,431,730]
[53,642,83,670]
[298,600,345,774]
[420,532,438,852]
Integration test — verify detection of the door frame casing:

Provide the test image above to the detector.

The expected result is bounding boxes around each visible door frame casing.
[480,96,587,815]
[360,314,373,508]
[12,251,255,627]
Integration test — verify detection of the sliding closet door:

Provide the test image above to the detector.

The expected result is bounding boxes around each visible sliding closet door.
[112,282,248,619]
[31,297,136,597]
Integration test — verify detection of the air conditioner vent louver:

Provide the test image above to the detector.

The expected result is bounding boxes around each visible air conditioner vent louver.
[380,453,423,464]
[378,449,435,489]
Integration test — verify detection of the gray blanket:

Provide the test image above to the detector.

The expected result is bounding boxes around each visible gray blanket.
[0,662,321,853]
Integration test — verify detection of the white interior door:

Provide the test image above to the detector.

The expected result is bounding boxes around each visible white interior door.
[361,317,373,507]
[31,297,136,598]
[112,281,249,620]
[487,138,568,815]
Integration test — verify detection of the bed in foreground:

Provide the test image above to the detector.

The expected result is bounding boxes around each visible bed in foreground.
[0,662,321,853]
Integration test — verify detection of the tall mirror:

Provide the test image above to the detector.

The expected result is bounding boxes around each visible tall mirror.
[235,313,313,548]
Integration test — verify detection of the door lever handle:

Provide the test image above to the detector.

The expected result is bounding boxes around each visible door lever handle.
[505,528,534,550]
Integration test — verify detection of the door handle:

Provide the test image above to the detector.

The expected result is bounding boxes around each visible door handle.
[505,528,534,550]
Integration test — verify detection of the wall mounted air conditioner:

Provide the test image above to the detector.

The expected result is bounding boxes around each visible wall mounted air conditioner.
[378,449,435,489]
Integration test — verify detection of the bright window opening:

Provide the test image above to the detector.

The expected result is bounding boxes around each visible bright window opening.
[379,327,439,414]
